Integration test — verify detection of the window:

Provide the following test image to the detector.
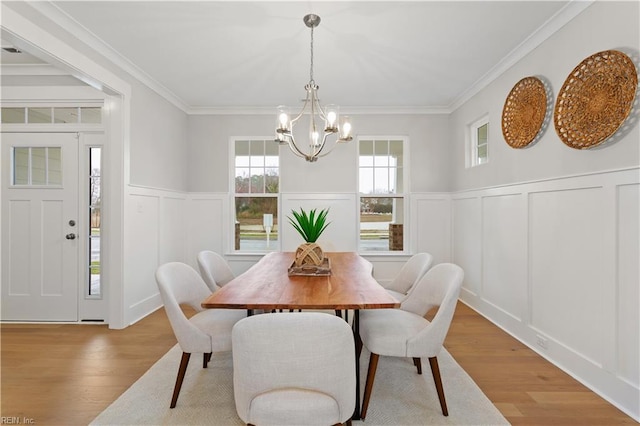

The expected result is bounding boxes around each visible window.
[88,147,102,297]
[1,106,102,124]
[12,147,62,186]
[233,139,279,252]
[469,115,489,167]
[358,138,407,252]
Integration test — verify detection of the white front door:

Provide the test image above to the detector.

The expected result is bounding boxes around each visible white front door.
[1,133,80,321]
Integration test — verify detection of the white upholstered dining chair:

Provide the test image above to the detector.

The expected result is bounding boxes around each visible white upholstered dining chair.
[155,262,246,408]
[358,262,464,419]
[381,252,433,302]
[232,312,356,426]
[197,250,236,292]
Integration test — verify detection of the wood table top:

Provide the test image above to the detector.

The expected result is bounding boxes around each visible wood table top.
[201,251,400,311]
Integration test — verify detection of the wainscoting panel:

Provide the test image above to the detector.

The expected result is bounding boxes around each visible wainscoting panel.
[411,194,451,265]
[124,187,190,325]
[186,194,228,269]
[481,194,527,322]
[160,195,188,264]
[452,168,640,420]
[529,187,605,367]
[616,183,639,388]
[452,197,481,296]
[125,192,160,323]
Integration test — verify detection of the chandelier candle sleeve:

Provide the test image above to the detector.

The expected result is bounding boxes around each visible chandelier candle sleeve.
[275,14,353,162]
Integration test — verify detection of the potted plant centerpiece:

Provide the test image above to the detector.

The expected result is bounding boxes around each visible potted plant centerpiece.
[288,207,330,267]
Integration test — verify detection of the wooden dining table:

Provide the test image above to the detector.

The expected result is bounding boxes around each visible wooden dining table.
[201,251,399,420]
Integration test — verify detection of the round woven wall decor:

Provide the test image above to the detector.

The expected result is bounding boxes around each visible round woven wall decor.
[554,50,638,149]
[502,76,548,148]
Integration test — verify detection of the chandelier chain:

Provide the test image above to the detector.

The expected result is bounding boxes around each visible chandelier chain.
[309,25,314,84]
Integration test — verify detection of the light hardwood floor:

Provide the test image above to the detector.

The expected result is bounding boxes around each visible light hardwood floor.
[1,302,635,425]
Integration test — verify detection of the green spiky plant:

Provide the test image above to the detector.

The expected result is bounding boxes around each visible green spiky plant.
[288,207,330,243]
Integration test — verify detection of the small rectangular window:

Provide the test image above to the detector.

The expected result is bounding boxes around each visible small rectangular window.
[469,115,489,167]
[12,147,62,186]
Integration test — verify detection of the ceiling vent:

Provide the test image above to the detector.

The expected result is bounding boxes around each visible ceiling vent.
[2,47,22,53]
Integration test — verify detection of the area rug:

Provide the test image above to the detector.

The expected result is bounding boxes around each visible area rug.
[91,345,509,425]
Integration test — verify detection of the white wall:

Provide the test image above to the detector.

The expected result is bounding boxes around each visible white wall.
[187,113,452,193]
[448,1,639,420]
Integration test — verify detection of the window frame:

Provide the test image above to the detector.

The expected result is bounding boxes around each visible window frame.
[357,136,409,254]
[229,137,280,254]
[468,114,489,167]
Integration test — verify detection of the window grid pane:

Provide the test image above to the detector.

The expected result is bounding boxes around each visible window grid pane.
[28,108,53,124]
[2,107,26,124]
[13,148,29,185]
[54,107,79,124]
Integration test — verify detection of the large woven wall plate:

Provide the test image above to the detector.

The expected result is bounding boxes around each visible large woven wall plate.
[502,76,548,148]
[554,50,638,149]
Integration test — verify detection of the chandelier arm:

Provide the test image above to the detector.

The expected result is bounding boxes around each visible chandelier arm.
[315,138,342,158]
[290,91,312,124]
[286,136,309,159]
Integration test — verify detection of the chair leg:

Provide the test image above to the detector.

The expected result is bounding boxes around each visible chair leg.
[355,331,363,361]
[413,357,422,374]
[203,352,212,368]
[170,352,191,408]
[361,353,380,419]
[428,356,448,416]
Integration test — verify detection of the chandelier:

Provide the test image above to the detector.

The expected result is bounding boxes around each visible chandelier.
[275,14,352,162]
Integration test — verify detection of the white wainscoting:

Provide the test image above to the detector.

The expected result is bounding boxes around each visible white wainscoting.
[451,168,640,420]
[123,186,189,325]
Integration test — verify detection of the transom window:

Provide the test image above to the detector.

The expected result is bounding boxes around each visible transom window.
[1,106,102,124]
[233,139,279,252]
[358,138,407,252]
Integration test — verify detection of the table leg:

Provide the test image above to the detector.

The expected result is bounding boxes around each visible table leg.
[352,309,361,420]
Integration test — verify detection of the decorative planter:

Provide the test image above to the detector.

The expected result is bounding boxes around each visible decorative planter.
[294,242,324,267]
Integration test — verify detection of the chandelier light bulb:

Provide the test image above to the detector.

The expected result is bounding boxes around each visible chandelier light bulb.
[279,112,289,129]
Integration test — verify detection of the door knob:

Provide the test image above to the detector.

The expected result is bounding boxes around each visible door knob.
[66,233,76,240]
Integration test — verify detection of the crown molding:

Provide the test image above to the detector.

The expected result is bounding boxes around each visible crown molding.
[187,105,452,115]
[29,1,189,113]
[448,0,594,112]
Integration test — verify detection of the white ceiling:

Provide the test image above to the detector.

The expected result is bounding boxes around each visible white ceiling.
[4,1,584,113]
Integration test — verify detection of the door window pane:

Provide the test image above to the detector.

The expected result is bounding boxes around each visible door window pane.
[47,148,62,185]
[31,148,46,185]
[13,148,29,185]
